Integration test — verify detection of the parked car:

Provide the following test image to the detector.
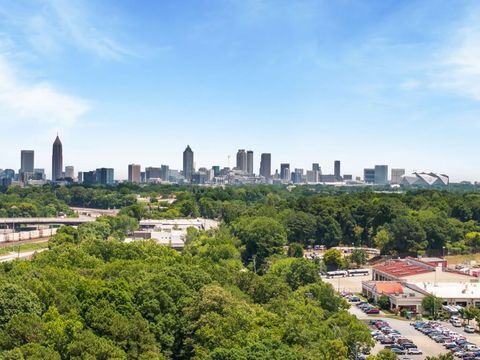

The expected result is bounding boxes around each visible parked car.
[451,319,462,327]
[407,348,422,355]
[365,308,380,314]
[390,348,406,355]
[464,325,475,333]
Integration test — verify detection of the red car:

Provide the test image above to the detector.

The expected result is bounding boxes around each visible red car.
[365,308,380,314]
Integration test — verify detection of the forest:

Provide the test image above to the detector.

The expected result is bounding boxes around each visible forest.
[3,184,480,256]
[0,184,474,358]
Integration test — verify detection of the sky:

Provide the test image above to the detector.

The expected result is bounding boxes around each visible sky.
[1,0,480,181]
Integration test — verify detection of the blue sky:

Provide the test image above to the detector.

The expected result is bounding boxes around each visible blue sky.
[1,0,480,181]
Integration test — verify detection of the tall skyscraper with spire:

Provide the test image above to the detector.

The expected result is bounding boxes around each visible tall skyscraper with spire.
[183,145,194,182]
[52,135,63,182]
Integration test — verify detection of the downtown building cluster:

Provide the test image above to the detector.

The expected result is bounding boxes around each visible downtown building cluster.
[0,140,450,187]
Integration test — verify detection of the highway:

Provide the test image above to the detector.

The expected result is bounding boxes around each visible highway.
[0,217,95,226]
[0,249,48,262]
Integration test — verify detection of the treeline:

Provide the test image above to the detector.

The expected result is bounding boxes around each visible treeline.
[130,186,480,256]
[3,184,480,255]
[0,219,373,359]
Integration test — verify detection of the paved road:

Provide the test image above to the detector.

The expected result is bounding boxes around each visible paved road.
[0,217,94,226]
[349,306,448,359]
[436,319,480,346]
[0,249,47,262]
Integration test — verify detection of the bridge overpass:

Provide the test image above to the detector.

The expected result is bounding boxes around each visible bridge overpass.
[0,217,96,228]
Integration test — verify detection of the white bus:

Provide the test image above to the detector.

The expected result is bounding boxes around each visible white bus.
[347,269,369,277]
[326,270,348,278]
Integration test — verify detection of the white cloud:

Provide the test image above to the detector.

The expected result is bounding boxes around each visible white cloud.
[39,0,133,61]
[435,14,480,100]
[0,56,89,127]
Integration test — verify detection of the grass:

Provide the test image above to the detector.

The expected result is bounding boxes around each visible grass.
[445,254,480,265]
[0,242,49,256]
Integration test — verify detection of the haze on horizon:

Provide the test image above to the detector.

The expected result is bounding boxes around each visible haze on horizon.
[0,0,480,182]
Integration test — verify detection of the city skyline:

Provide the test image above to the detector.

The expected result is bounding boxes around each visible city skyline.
[1,1,480,181]
[0,138,461,183]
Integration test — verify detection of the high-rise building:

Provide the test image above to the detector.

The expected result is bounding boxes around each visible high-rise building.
[259,153,271,178]
[364,168,375,183]
[145,167,161,181]
[96,168,114,185]
[128,164,141,183]
[77,172,83,183]
[20,150,34,173]
[374,165,388,185]
[247,150,254,174]
[391,168,406,185]
[183,145,194,182]
[83,171,96,185]
[33,169,46,181]
[280,163,290,181]
[212,166,220,177]
[334,160,341,180]
[311,163,321,182]
[292,168,304,184]
[160,165,170,181]
[52,135,63,182]
[236,149,247,172]
[65,166,75,179]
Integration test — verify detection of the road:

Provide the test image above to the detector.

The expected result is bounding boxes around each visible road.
[0,249,48,262]
[349,306,448,359]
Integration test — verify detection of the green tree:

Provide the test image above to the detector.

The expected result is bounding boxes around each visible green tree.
[367,349,397,360]
[377,295,390,311]
[234,216,287,271]
[350,249,368,267]
[0,284,42,327]
[287,243,304,258]
[422,294,443,319]
[323,248,343,270]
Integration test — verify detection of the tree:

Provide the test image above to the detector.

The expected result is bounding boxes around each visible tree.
[377,295,390,311]
[287,243,304,258]
[280,210,316,244]
[384,216,427,255]
[234,216,287,271]
[422,294,443,319]
[285,258,320,290]
[367,349,397,360]
[350,249,368,267]
[323,248,343,270]
[461,305,479,325]
[374,229,390,254]
[0,284,42,327]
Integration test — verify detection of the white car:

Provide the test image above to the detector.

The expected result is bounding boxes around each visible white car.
[407,348,422,355]
[464,325,475,333]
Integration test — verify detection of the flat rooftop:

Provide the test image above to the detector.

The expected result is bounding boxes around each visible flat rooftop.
[415,282,480,299]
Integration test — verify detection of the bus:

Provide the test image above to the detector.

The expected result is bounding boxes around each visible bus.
[326,270,348,278]
[347,269,369,277]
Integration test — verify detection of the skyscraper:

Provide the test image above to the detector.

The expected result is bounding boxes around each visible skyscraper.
[20,150,34,173]
[96,168,114,185]
[334,160,341,180]
[280,163,290,181]
[160,165,170,181]
[259,153,271,178]
[52,135,63,182]
[65,166,75,179]
[183,145,194,182]
[128,164,141,183]
[247,150,254,175]
[374,165,388,185]
[364,168,375,183]
[391,168,405,185]
[236,149,247,172]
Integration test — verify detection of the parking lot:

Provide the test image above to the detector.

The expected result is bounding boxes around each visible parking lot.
[349,306,447,359]
[323,272,368,293]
